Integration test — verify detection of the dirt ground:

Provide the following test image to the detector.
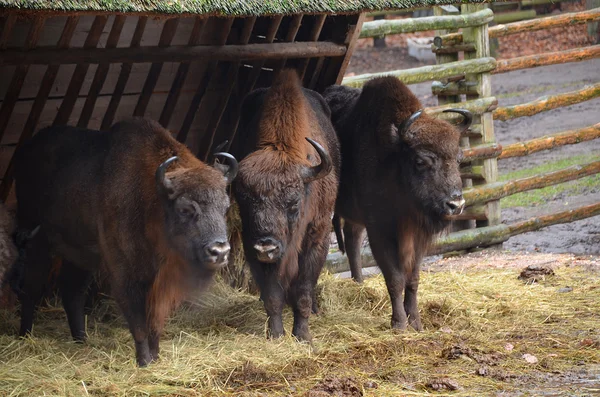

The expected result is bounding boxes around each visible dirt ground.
[345,31,600,256]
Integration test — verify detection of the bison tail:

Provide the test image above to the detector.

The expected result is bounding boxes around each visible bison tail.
[332,214,345,255]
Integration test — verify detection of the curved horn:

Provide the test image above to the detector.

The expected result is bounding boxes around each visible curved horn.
[302,138,332,183]
[155,156,178,191]
[443,108,473,132]
[212,140,229,156]
[213,152,239,184]
[398,109,424,135]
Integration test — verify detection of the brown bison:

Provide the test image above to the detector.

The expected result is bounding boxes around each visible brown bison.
[14,118,237,366]
[324,77,471,331]
[231,69,340,342]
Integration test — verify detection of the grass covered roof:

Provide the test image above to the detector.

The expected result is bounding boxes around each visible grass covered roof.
[0,0,489,16]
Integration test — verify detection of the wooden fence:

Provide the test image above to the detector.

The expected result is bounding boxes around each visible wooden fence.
[341,5,600,257]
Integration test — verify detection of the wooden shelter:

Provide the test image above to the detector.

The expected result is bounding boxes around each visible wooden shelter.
[0,0,465,204]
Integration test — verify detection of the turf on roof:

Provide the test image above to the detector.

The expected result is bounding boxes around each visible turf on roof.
[0,0,490,16]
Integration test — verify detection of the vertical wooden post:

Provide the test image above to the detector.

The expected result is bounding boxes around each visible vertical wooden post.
[433,5,475,232]
[462,4,501,231]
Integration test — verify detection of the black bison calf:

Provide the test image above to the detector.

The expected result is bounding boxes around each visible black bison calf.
[14,118,237,366]
[324,77,471,331]
[232,69,340,342]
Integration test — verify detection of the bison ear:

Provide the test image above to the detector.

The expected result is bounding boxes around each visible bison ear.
[156,156,178,199]
[213,152,239,184]
[391,109,423,145]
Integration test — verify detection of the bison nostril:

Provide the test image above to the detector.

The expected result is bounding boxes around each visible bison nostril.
[253,239,281,263]
[446,197,466,215]
[206,241,231,262]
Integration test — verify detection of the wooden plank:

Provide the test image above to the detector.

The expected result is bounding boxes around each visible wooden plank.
[53,15,108,126]
[270,14,303,81]
[218,16,284,152]
[461,143,503,162]
[436,7,600,45]
[133,18,179,117]
[0,14,17,48]
[0,41,348,66]
[493,82,600,121]
[463,161,600,206]
[196,16,257,161]
[493,45,600,74]
[296,14,326,82]
[77,16,126,128]
[159,17,205,128]
[0,16,45,145]
[101,16,147,130]
[499,123,600,159]
[359,8,494,38]
[178,17,235,147]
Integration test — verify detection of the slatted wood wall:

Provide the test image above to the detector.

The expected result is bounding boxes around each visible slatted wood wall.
[0,11,364,204]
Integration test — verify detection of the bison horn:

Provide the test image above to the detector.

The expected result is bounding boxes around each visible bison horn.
[213,152,239,184]
[398,109,424,137]
[302,138,332,183]
[443,108,473,132]
[156,156,178,194]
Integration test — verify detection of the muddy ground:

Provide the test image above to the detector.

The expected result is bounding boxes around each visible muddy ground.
[345,48,600,255]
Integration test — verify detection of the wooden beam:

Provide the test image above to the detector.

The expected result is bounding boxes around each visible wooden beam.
[499,123,600,159]
[463,161,600,206]
[359,8,493,37]
[493,45,600,74]
[493,82,600,121]
[342,57,497,87]
[0,41,347,66]
[462,143,503,162]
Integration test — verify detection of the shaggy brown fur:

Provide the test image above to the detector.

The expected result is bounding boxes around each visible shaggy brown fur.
[14,118,235,366]
[324,76,468,331]
[0,203,17,298]
[232,69,340,342]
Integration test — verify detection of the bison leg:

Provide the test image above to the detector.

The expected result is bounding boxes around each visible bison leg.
[114,284,152,366]
[148,329,161,361]
[291,239,329,342]
[366,226,408,330]
[343,221,366,283]
[18,234,52,338]
[264,279,286,339]
[403,250,423,331]
[59,260,93,342]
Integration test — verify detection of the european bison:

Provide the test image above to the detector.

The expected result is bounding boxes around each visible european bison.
[0,204,18,297]
[14,118,238,366]
[324,77,471,331]
[232,69,340,342]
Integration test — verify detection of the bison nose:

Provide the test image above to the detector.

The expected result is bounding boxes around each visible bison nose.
[253,237,281,263]
[446,191,466,215]
[205,241,230,268]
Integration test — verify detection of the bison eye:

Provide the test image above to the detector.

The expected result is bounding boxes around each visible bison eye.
[175,199,197,220]
[415,156,432,170]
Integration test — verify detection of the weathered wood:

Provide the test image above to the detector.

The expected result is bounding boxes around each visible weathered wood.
[53,16,108,126]
[431,80,480,96]
[134,18,180,117]
[196,17,257,161]
[101,16,147,130]
[431,43,476,54]
[493,45,600,74]
[431,201,600,254]
[77,16,126,128]
[493,10,537,25]
[0,41,348,66]
[159,17,206,128]
[426,96,498,117]
[435,8,600,45]
[0,16,44,144]
[499,123,600,159]
[493,82,600,121]
[342,57,497,87]
[179,17,235,150]
[298,14,327,82]
[217,16,283,149]
[359,8,494,38]
[270,14,303,80]
[461,143,503,162]
[463,160,600,206]
[0,14,16,48]
[447,204,488,221]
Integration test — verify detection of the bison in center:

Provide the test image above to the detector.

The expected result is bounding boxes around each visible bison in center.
[231,69,340,342]
[324,77,471,331]
[14,118,237,366]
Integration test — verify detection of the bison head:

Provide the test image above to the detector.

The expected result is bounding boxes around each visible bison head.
[234,138,331,264]
[155,153,238,272]
[390,108,470,224]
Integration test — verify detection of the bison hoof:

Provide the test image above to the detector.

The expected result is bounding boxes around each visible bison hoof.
[136,355,154,367]
[391,320,408,331]
[293,330,312,343]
